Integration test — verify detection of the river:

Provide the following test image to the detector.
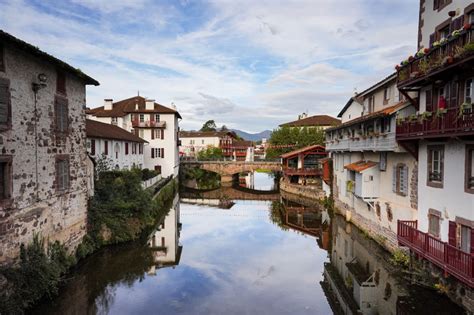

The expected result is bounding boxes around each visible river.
[32,172,464,314]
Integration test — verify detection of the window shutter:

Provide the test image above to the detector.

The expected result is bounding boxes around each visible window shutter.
[55,97,68,133]
[453,16,464,30]
[91,139,95,155]
[56,71,66,95]
[448,221,457,246]
[0,81,10,125]
[151,129,155,140]
[450,81,458,108]
[125,143,129,155]
[471,228,474,254]
[105,141,108,155]
[392,166,397,193]
[433,0,439,10]
[429,33,435,47]
[151,148,155,158]
[161,129,164,140]
[150,114,154,122]
[425,89,433,112]
[161,148,164,159]
[401,166,408,196]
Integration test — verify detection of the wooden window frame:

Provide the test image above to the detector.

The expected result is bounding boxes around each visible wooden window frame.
[0,155,13,207]
[428,208,442,238]
[56,70,67,96]
[54,95,69,136]
[0,43,5,72]
[434,0,452,12]
[0,78,12,131]
[466,145,474,194]
[427,145,444,188]
[55,155,70,193]
[394,163,408,196]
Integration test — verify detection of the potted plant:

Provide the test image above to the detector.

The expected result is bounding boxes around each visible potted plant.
[420,111,432,121]
[435,108,447,118]
[464,22,472,31]
[459,102,472,117]
[442,55,454,65]
[451,29,461,38]
[433,41,441,48]
[409,114,418,122]
[464,42,474,56]
[418,58,430,74]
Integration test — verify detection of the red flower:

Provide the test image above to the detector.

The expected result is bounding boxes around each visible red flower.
[464,23,472,31]
[395,65,400,70]
[423,48,430,54]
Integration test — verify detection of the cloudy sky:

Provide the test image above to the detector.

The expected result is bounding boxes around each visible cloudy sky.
[0,0,418,132]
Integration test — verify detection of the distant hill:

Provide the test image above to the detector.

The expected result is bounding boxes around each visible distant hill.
[231,129,272,141]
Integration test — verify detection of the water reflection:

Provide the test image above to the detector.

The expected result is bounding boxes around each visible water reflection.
[322,214,463,315]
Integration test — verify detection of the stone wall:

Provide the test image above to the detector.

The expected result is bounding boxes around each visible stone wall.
[280,180,326,201]
[0,42,90,264]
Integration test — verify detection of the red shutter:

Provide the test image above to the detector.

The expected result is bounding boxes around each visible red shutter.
[161,130,164,140]
[91,139,95,155]
[450,81,458,108]
[104,141,108,155]
[448,221,457,246]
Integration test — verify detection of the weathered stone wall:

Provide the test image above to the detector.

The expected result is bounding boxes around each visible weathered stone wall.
[280,180,326,201]
[0,43,90,264]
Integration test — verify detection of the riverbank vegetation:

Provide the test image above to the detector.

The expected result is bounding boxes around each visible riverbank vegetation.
[0,169,177,314]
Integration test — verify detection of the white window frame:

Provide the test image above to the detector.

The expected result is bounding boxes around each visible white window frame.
[465,78,472,103]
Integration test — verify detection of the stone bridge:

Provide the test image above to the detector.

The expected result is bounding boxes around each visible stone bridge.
[180,186,280,202]
[180,160,282,184]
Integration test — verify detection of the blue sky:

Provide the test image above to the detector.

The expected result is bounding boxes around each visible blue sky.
[0,0,418,132]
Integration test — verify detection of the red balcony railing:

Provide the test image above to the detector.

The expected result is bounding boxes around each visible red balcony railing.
[132,120,166,128]
[283,167,322,176]
[397,220,474,287]
[397,28,474,87]
[396,108,474,140]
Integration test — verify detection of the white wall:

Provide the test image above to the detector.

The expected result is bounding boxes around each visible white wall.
[341,102,364,123]
[87,137,145,170]
[418,140,474,242]
[179,136,221,157]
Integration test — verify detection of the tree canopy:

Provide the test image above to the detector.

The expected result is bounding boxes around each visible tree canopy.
[266,126,325,159]
[197,145,223,160]
[200,120,217,132]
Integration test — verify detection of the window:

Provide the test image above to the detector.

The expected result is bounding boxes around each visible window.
[0,156,12,201]
[0,78,11,130]
[392,164,408,196]
[56,156,69,191]
[427,145,444,188]
[161,148,164,158]
[139,144,143,154]
[470,11,474,24]
[155,114,160,122]
[111,117,118,125]
[151,148,160,158]
[466,145,474,193]
[139,114,144,123]
[425,89,433,112]
[439,26,450,40]
[91,139,96,155]
[460,225,472,253]
[132,143,136,155]
[125,143,129,155]
[56,71,66,95]
[202,140,204,144]
[428,211,441,238]
[54,97,68,134]
[0,43,4,72]
[433,0,452,11]
[383,86,390,104]
[465,78,473,104]
[104,140,109,155]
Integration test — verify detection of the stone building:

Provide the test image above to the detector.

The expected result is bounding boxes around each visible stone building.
[0,30,99,264]
[87,96,181,177]
[86,119,146,170]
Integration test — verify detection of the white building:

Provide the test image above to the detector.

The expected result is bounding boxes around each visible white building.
[326,74,418,249]
[0,30,99,263]
[86,119,146,170]
[179,130,236,158]
[87,96,181,177]
[394,0,473,300]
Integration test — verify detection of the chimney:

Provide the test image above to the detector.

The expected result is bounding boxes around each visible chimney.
[146,99,155,110]
[104,99,113,110]
[171,102,177,110]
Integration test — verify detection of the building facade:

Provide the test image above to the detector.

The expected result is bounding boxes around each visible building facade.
[395,0,474,301]
[86,119,146,170]
[0,31,99,263]
[178,131,236,159]
[87,96,181,177]
[326,75,418,250]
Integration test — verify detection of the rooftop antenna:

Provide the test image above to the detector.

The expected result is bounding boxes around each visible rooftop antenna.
[137,90,140,96]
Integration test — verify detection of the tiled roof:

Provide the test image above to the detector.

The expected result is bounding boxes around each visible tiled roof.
[279,115,341,127]
[86,119,147,143]
[179,131,237,138]
[233,140,253,148]
[87,96,181,118]
[281,144,327,159]
[326,100,410,132]
[0,30,99,86]
[344,160,378,173]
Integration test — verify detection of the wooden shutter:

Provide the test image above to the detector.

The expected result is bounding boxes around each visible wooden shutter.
[453,16,464,30]
[150,114,154,122]
[450,81,458,108]
[0,80,10,125]
[125,143,129,155]
[471,228,474,254]
[429,33,435,47]
[425,89,433,112]
[392,166,397,193]
[104,141,108,155]
[161,148,164,159]
[151,148,155,158]
[161,129,164,140]
[55,97,68,133]
[91,139,95,155]
[448,221,457,246]
[151,129,155,140]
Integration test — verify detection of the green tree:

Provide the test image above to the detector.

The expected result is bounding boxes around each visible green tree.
[197,145,223,160]
[200,120,217,132]
[266,126,325,158]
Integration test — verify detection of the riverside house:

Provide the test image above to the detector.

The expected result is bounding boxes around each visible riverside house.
[87,96,181,177]
[178,130,237,159]
[0,30,99,264]
[325,74,418,250]
[395,0,474,302]
[86,119,147,170]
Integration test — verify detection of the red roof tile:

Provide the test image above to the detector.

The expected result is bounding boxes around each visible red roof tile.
[280,115,341,128]
[344,160,377,172]
[86,119,147,143]
[281,145,327,159]
[87,96,181,118]
[179,131,237,138]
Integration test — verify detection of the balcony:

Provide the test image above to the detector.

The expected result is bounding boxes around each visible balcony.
[396,108,474,140]
[397,27,474,89]
[326,132,397,152]
[132,120,166,128]
[397,220,474,288]
[283,167,322,176]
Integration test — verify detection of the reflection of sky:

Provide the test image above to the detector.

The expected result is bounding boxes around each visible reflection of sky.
[252,172,276,191]
[102,200,331,315]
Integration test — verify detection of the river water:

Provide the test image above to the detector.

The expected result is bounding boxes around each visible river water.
[32,172,464,315]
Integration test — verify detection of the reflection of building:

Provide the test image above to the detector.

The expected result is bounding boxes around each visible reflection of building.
[321,215,462,315]
[147,194,182,275]
[86,119,147,170]
[281,145,327,185]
